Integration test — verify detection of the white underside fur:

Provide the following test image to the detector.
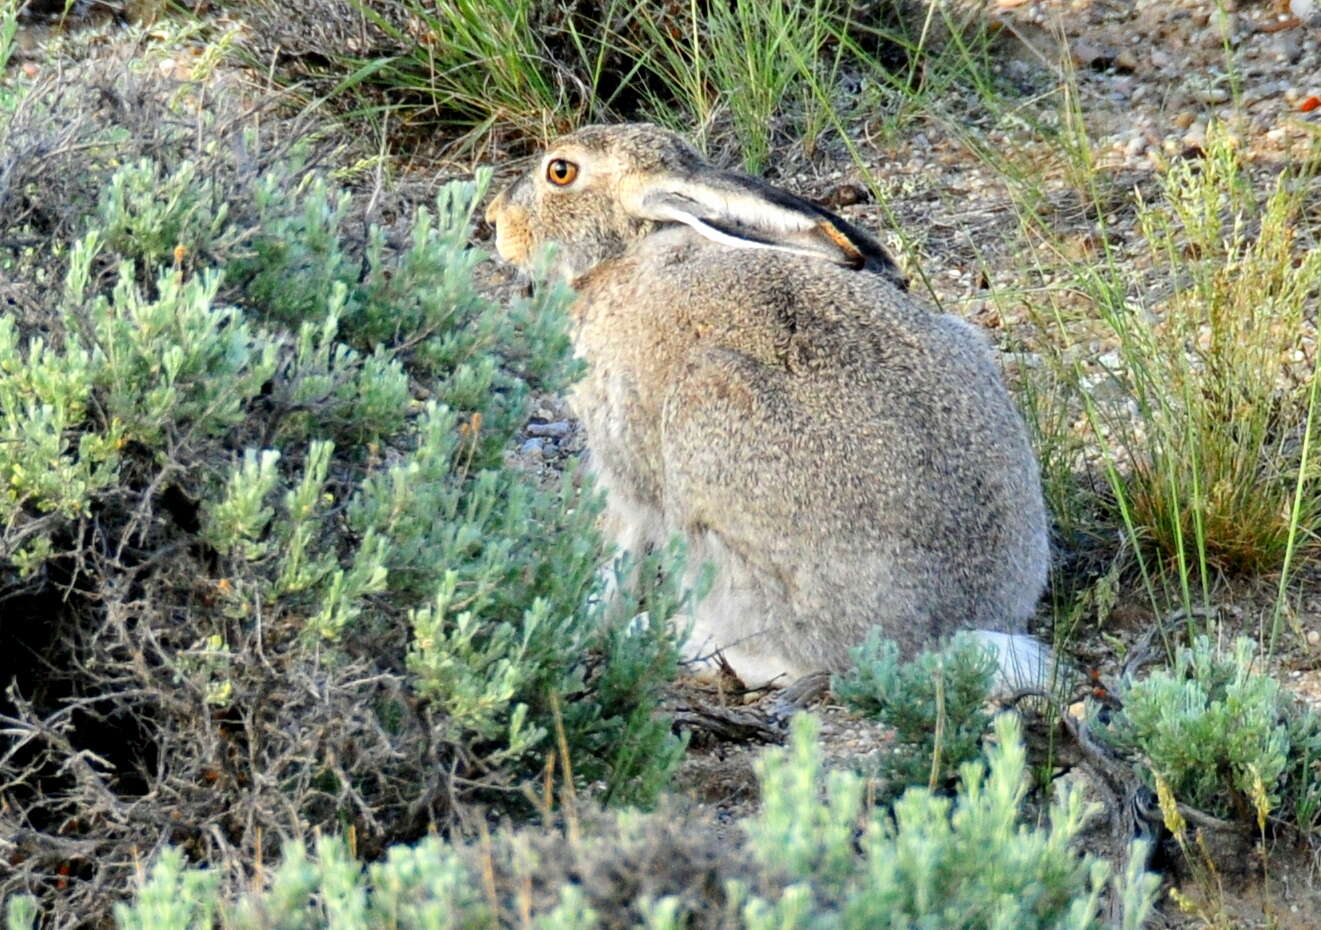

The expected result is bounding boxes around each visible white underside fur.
[967,630,1061,697]
[680,627,1060,695]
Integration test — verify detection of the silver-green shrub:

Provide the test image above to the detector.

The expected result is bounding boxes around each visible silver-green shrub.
[833,630,998,790]
[20,713,1155,930]
[1105,635,1321,835]
[742,714,1157,930]
[0,57,683,926]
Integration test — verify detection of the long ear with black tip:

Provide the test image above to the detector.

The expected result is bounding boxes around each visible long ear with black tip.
[624,170,907,290]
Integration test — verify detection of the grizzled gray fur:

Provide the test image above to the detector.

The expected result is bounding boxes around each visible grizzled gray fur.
[486,123,1050,688]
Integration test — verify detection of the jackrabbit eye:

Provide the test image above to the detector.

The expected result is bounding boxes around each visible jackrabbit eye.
[546,158,579,187]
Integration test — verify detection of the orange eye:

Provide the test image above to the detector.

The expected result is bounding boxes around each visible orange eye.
[546,158,579,186]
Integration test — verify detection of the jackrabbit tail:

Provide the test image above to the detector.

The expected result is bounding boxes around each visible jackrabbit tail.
[486,124,1052,689]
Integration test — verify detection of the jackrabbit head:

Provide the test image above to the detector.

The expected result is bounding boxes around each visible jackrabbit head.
[486,124,905,287]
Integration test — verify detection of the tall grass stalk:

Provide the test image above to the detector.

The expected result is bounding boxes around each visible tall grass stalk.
[0,0,17,78]
[1023,127,1321,635]
[789,2,1009,300]
[706,0,834,172]
[628,0,718,138]
[1118,136,1321,573]
[632,0,841,171]
[1268,344,1321,655]
[959,41,1321,646]
[831,0,1003,142]
[344,0,594,146]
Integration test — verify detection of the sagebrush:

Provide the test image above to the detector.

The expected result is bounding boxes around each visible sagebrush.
[833,630,998,791]
[6,714,1158,930]
[0,50,684,928]
[1104,635,1321,838]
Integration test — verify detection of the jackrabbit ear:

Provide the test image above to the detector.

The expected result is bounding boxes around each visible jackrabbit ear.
[625,171,907,289]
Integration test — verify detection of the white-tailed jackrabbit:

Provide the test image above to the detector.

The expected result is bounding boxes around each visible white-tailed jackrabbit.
[485,124,1051,689]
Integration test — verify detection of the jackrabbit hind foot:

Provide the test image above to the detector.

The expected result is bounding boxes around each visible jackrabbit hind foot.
[970,630,1068,700]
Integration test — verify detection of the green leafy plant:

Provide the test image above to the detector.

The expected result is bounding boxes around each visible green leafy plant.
[0,58,683,927]
[833,630,997,790]
[744,714,1157,930]
[1013,125,1321,627]
[8,714,1157,930]
[1105,635,1321,834]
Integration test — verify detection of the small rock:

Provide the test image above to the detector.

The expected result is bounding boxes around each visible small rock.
[1269,30,1303,63]
[1005,351,1043,370]
[1172,110,1196,129]
[1242,79,1284,107]
[526,420,572,438]
[1115,49,1139,73]
[520,437,545,458]
[1071,36,1118,71]
[1307,629,1320,646]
